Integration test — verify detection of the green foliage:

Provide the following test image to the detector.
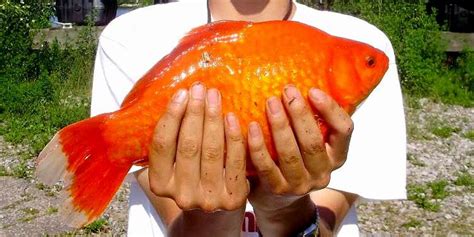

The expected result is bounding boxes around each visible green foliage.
[401,218,422,228]
[82,218,109,234]
[407,179,449,212]
[430,125,460,138]
[407,183,441,212]
[456,51,474,92]
[407,153,425,167]
[46,206,58,215]
[0,0,54,79]
[454,172,474,190]
[0,1,95,157]
[463,130,474,141]
[0,165,8,176]
[428,180,449,200]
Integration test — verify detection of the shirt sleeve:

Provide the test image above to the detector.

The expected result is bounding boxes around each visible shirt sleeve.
[90,35,136,116]
[90,34,145,174]
[327,40,407,200]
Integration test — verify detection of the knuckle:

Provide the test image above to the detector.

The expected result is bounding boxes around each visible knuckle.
[249,139,266,153]
[256,163,273,176]
[177,138,200,159]
[223,198,245,211]
[271,117,290,131]
[228,158,245,170]
[164,105,183,120]
[175,195,194,210]
[288,100,307,116]
[149,181,168,197]
[292,184,311,196]
[201,200,218,213]
[271,185,287,196]
[187,100,205,116]
[151,135,169,154]
[281,154,301,166]
[202,143,223,163]
[206,107,222,120]
[313,173,331,189]
[344,120,355,135]
[333,158,347,170]
[228,132,243,143]
[301,141,325,156]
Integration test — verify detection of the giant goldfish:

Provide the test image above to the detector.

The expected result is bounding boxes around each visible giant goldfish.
[36,20,389,227]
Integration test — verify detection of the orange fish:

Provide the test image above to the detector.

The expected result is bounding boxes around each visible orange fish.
[36,20,389,227]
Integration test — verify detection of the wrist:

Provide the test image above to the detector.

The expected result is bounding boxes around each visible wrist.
[253,195,317,237]
[169,208,244,237]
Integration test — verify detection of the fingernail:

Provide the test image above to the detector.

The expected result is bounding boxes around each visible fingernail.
[309,88,325,101]
[284,85,301,100]
[172,89,187,103]
[207,88,220,107]
[191,83,205,100]
[249,122,261,138]
[226,113,239,129]
[267,97,281,115]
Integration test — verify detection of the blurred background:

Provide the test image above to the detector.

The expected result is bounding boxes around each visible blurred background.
[0,0,472,236]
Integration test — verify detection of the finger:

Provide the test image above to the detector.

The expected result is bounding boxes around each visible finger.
[148,89,188,196]
[308,88,353,168]
[247,122,287,194]
[201,89,225,196]
[281,85,330,176]
[175,83,206,195]
[266,96,308,185]
[224,113,248,204]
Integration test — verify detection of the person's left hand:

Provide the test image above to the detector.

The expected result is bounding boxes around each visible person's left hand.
[247,85,353,234]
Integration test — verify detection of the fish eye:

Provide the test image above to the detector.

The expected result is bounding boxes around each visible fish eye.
[366,56,376,68]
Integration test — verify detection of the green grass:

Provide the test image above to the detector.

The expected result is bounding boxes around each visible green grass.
[12,160,30,179]
[430,125,461,138]
[401,218,422,228]
[46,206,58,215]
[428,180,449,200]
[0,165,9,176]
[462,130,474,141]
[18,207,40,223]
[82,218,109,234]
[407,153,425,167]
[454,172,474,191]
[407,179,450,212]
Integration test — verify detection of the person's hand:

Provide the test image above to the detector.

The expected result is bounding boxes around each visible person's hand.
[247,85,353,236]
[147,83,249,213]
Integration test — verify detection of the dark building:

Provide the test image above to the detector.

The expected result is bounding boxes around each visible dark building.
[427,0,474,32]
[55,0,117,25]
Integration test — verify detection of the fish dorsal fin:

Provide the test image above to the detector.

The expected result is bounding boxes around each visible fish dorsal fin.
[121,21,250,107]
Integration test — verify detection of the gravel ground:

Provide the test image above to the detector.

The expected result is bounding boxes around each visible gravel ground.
[358,99,474,236]
[0,98,473,236]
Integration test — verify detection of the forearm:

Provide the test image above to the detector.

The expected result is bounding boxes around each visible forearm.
[169,208,244,237]
[310,188,359,235]
[252,188,358,237]
[253,195,316,237]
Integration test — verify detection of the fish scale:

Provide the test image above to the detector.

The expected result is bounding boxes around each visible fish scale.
[36,20,389,227]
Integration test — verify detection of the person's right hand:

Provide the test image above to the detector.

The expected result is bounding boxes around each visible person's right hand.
[147,83,249,213]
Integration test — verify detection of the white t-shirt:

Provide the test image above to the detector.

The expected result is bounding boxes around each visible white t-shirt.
[91,1,407,236]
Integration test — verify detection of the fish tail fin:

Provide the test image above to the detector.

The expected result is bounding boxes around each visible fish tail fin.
[36,114,131,227]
